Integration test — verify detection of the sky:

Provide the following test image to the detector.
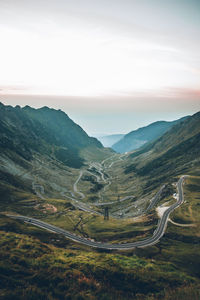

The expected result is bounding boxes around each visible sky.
[0,0,200,136]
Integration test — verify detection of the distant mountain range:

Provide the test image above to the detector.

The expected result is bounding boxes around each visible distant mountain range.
[112,116,189,153]
[98,134,125,147]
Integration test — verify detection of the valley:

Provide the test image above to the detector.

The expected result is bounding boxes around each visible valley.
[1,149,158,243]
[0,103,200,299]
[1,0,200,298]
[7,175,187,250]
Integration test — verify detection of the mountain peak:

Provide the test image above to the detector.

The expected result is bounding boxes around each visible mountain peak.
[0,103,102,168]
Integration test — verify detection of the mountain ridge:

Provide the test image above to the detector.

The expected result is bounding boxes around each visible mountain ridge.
[125,111,200,191]
[112,116,189,153]
[0,102,103,169]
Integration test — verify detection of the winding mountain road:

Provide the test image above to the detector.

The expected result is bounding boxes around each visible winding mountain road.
[146,185,166,212]
[7,176,186,250]
[73,171,85,199]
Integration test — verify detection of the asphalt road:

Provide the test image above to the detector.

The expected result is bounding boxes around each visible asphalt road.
[146,185,166,212]
[7,176,186,250]
[73,171,85,199]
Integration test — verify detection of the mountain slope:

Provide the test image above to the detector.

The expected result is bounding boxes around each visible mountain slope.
[112,116,188,153]
[125,111,200,190]
[23,105,102,150]
[0,102,110,205]
[0,102,102,169]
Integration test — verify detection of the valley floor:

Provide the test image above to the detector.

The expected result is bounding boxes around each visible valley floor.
[0,150,200,299]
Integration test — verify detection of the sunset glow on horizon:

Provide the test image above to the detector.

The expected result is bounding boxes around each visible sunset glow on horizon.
[0,0,200,134]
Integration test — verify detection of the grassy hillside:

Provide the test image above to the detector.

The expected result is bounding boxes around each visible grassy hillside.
[0,176,200,299]
[124,111,200,192]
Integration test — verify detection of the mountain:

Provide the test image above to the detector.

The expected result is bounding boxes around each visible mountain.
[1,103,200,300]
[125,111,200,190]
[98,134,124,147]
[0,102,108,202]
[112,116,189,153]
[0,103,102,169]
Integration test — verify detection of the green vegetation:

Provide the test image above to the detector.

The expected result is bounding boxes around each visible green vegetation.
[123,112,200,196]
[0,103,105,170]
[135,133,200,178]
[0,104,200,299]
[0,176,200,299]
[0,213,199,300]
[170,176,200,230]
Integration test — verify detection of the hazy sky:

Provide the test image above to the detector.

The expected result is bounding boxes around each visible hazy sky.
[0,0,200,135]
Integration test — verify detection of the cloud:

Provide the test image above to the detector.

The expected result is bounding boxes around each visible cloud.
[0,1,200,98]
